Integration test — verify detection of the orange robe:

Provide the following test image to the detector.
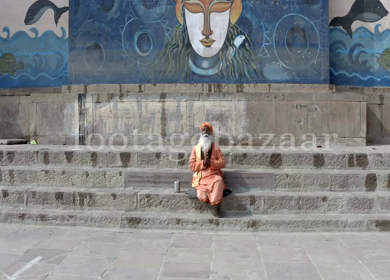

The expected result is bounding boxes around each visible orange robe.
[189,142,226,205]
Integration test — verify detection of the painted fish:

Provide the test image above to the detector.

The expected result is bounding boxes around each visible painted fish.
[24,0,69,26]
[329,0,389,37]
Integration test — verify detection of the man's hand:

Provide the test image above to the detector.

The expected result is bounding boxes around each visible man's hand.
[204,152,211,168]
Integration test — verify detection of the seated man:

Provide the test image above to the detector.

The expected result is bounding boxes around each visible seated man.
[189,122,226,218]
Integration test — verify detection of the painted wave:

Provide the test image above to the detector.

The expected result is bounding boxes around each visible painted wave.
[0,27,68,88]
[330,24,390,87]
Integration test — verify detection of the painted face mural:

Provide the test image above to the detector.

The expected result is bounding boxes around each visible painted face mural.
[183,0,234,58]
[68,0,330,85]
[155,0,259,82]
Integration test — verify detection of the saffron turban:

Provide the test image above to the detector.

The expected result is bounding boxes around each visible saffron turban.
[200,122,213,134]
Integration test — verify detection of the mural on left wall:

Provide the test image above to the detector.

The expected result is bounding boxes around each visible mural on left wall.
[0,0,68,88]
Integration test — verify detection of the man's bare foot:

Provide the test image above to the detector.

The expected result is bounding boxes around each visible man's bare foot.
[217,204,225,218]
[209,204,224,218]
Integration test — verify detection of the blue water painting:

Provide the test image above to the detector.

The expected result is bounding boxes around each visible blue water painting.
[330,24,390,87]
[0,27,68,88]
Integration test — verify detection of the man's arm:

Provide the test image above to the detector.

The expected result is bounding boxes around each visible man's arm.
[210,147,226,169]
[189,147,206,172]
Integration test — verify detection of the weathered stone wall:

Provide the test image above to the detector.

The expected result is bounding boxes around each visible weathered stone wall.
[0,84,381,146]
[361,87,390,145]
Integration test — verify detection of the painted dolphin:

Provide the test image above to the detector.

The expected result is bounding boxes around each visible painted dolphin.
[24,0,69,26]
[329,0,388,37]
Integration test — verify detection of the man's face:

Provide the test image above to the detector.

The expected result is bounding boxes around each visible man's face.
[201,126,211,137]
[184,0,232,58]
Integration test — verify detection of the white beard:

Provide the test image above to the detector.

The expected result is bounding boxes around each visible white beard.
[200,134,213,153]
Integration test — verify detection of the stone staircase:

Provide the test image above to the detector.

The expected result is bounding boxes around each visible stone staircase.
[1,145,390,232]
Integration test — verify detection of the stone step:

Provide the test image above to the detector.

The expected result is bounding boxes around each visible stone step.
[1,206,389,232]
[2,187,390,215]
[136,189,390,215]
[1,145,390,170]
[0,187,138,211]
[0,166,388,192]
[0,139,28,145]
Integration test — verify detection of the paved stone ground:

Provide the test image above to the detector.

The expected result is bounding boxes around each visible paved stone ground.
[0,225,390,280]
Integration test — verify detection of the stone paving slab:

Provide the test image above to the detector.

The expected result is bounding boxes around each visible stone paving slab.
[165,248,213,263]
[318,270,376,280]
[0,253,21,270]
[17,248,70,265]
[211,269,267,280]
[0,224,390,279]
[35,237,84,250]
[360,261,390,279]
[101,267,160,280]
[123,239,172,252]
[265,263,322,280]
[70,242,123,258]
[2,262,56,280]
[46,275,100,280]
[54,256,114,277]
[160,262,211,278]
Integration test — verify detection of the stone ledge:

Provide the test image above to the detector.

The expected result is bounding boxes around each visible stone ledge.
[0,187,138,211]
[1,206,390,231]
[0,87,61,96]
[0,167,388,192]
[64,83,337,95]
[2,84,388,103]
[0,90,368,103]
[270,84,334,94]
[0,139,28,145]
[0,96,20,104]
[2,187,390,215]
[0,207,123,228]
[6,145,390,170]
[30,94,78,103]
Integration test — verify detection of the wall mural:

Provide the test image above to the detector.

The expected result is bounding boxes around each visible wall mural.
[330,0,390,86]
[69,0,329,85]
[24,0,69,26]
[0,0,68,88]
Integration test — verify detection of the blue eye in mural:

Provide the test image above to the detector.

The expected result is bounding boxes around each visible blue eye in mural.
[24,0,69,26]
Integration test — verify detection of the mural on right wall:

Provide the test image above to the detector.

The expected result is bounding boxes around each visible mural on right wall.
[330,0,390,86]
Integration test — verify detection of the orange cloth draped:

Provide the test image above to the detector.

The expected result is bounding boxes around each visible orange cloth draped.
[189,142,226,205]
